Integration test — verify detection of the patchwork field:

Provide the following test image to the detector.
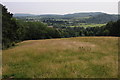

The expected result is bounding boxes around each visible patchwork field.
[2,37,118,78]
[68,23,106,27]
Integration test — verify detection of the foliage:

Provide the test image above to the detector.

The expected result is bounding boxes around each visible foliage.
[2,5,19,49]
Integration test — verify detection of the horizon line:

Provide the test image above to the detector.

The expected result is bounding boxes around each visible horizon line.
[13,12,118,15]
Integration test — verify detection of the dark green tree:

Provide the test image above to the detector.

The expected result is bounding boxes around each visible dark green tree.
[2,5,19,49]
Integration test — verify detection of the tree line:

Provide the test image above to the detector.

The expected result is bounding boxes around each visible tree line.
[2,4,120,49]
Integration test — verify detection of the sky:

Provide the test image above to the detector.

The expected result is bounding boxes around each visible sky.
[1,0,119,2]
[1,1,119,15]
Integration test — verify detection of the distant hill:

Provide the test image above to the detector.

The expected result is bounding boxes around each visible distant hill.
[13,13,36,17]
[14,12,118,23]
[86,13,118,23]
[64,12,103,18]
[38,12,104,19]
[13,12,103,17]
[38,14,63,19]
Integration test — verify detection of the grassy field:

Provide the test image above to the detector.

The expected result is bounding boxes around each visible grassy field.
[68,23,106,27]
[2,37,118,78]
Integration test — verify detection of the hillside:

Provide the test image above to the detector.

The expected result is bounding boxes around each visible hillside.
[3,37,118,78]
[14,12,118,27]
[13,13,35,17]
[14,12,102,17]
[64,12,103,18]
[86,13,118,23]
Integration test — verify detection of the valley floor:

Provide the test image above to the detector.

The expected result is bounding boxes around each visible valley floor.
[2,37,118,78]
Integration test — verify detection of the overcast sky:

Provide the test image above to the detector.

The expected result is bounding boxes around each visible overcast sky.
[2,1,119,15]
[1,0,119,2]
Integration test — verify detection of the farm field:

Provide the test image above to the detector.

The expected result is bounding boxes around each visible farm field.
[2,37,118,78]
[68,23,106,27]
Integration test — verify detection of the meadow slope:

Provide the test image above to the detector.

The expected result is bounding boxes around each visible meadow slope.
[3,37,118,78]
